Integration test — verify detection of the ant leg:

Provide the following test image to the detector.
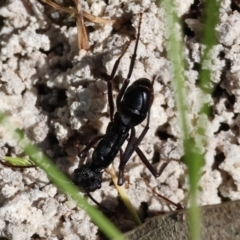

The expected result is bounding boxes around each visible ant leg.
[107,41,131,122]
[117,118,155,185]
[134,147,159,177]
[135,147,176,178]
[144,181,183,210]
[117,122,157,185]
[126,13,142,81]
[117,149,124,184]
[116,13,143,110]
[79,135,104,158]
[157,160,171,177]
[118,127,136,185]
[118,135,159,183]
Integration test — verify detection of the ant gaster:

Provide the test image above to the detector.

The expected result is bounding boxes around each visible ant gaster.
[73,13,159,193]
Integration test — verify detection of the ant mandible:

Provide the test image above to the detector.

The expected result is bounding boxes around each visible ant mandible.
[73,13,159,193]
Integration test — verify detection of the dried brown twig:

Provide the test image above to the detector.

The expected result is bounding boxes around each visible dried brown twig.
[40,0,116,50]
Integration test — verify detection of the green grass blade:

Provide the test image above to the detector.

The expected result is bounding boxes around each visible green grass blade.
[159,1,202,239]
[199,0,220,95]
[24,144,124,240]
[159,0,220,239]
[189,1,220,238]
[106,167,142,226]
[0,112,124,240]
[1,156,35,166]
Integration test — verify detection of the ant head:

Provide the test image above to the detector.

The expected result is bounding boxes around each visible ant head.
[72,165,102,193]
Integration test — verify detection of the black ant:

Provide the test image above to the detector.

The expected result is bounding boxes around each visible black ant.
[0,13,181,211]
[72,13,160,194]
